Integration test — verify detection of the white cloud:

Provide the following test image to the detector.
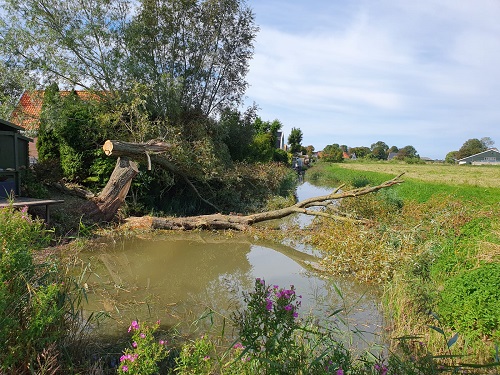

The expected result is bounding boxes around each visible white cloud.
[245,0,500,158]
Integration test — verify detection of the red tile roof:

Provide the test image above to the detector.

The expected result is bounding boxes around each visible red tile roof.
[10,90,102,132]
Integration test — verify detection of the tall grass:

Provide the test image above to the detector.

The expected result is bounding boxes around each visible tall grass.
[305,162,500,367]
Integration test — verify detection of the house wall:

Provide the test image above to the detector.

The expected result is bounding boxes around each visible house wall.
[459,150,500,165]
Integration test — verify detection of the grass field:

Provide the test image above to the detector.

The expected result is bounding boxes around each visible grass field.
[337,161,500,188]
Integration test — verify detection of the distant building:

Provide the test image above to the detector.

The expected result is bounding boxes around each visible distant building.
[387,152,398,161]
[456,148,500,165]
[0,118,32,197]
[275,131,286,150]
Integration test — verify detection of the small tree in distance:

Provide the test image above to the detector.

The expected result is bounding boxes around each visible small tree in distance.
[287,127,303,154]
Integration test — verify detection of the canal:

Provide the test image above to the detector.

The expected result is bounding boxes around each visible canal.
[75,181,384,345]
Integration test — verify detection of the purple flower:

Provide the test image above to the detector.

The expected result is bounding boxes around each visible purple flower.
[375,364,388,375]
[128,320,139,332]
[293,312,299,318]
[284,304,293,311]
[337,369,344,375]
[265,298,273,311]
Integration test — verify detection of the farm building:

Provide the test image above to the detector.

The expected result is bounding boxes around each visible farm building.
[0,118,32,198]
[456,148,500,165]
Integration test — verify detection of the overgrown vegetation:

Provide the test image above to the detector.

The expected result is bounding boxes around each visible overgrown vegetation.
[306,161,500,366]
[3,170,500,373]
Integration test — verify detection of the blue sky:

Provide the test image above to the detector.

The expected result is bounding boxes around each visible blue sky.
[244,0,500,159]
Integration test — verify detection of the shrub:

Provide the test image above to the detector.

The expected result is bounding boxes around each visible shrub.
[0,206,65,372]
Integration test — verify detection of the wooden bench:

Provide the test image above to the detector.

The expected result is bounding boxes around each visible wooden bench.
[0,197,65,223]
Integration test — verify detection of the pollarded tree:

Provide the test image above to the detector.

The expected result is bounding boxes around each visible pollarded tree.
[122,0,258,125]
[288,127,303,154]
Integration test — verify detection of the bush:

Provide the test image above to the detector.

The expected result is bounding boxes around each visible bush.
[0,206,65,372]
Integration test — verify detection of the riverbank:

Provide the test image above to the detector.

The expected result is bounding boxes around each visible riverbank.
[2,161,499,373]
[304,161,500,366]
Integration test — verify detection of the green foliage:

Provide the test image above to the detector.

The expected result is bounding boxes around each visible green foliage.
[249,133,275,162]
[273,148,289,163]
[456,138,487,159]
[19,167,49,198]
[38,87,113,183]
[288,127,303,154]
[220,107,257,162]
[438,263,500,341]
[118,320,169,375]
[322,144,344,162]
[0,206,62,371]
[396,145,419,160]
[445,151,457,164]
[175,335,217,375]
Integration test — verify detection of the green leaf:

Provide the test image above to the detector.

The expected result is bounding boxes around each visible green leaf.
[447,332,459,348]
[428,325,445,335]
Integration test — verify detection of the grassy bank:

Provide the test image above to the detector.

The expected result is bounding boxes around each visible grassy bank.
[305,161,500,366]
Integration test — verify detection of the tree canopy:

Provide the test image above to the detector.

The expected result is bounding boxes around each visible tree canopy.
[0,0,257,128]
[288,127,303,154]
[455,138,487,160]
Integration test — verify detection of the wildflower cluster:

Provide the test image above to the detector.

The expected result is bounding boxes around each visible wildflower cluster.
[117,320,169,375]
[234,278,303,371]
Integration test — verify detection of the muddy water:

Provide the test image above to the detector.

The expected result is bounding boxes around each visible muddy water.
[77,182,384,343]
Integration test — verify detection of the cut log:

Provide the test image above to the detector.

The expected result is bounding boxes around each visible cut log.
[96,139,404,228]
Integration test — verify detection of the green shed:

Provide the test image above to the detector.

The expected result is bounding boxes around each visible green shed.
[0,118,32,198]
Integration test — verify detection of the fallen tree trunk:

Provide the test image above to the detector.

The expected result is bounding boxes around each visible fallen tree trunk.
[124,174,404,231]
[98,139,404,229]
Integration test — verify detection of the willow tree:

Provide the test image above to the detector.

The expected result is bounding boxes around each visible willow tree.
[1,0,263,215]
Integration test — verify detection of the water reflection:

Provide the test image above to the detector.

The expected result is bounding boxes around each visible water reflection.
[78,231,383,345]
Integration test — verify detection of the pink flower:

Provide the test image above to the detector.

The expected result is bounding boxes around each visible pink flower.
[128,320,139,332]
[140,333,146,339]
[159,340,166,345]
[233,342,244,349]
[203,356,210,361]
[122,365,128,372]
[132,341,137,348]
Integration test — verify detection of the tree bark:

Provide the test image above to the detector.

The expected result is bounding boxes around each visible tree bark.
[99,139,404,229]
[103,139,220,211]
[125,174,404,231]
[85,157,139,222]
